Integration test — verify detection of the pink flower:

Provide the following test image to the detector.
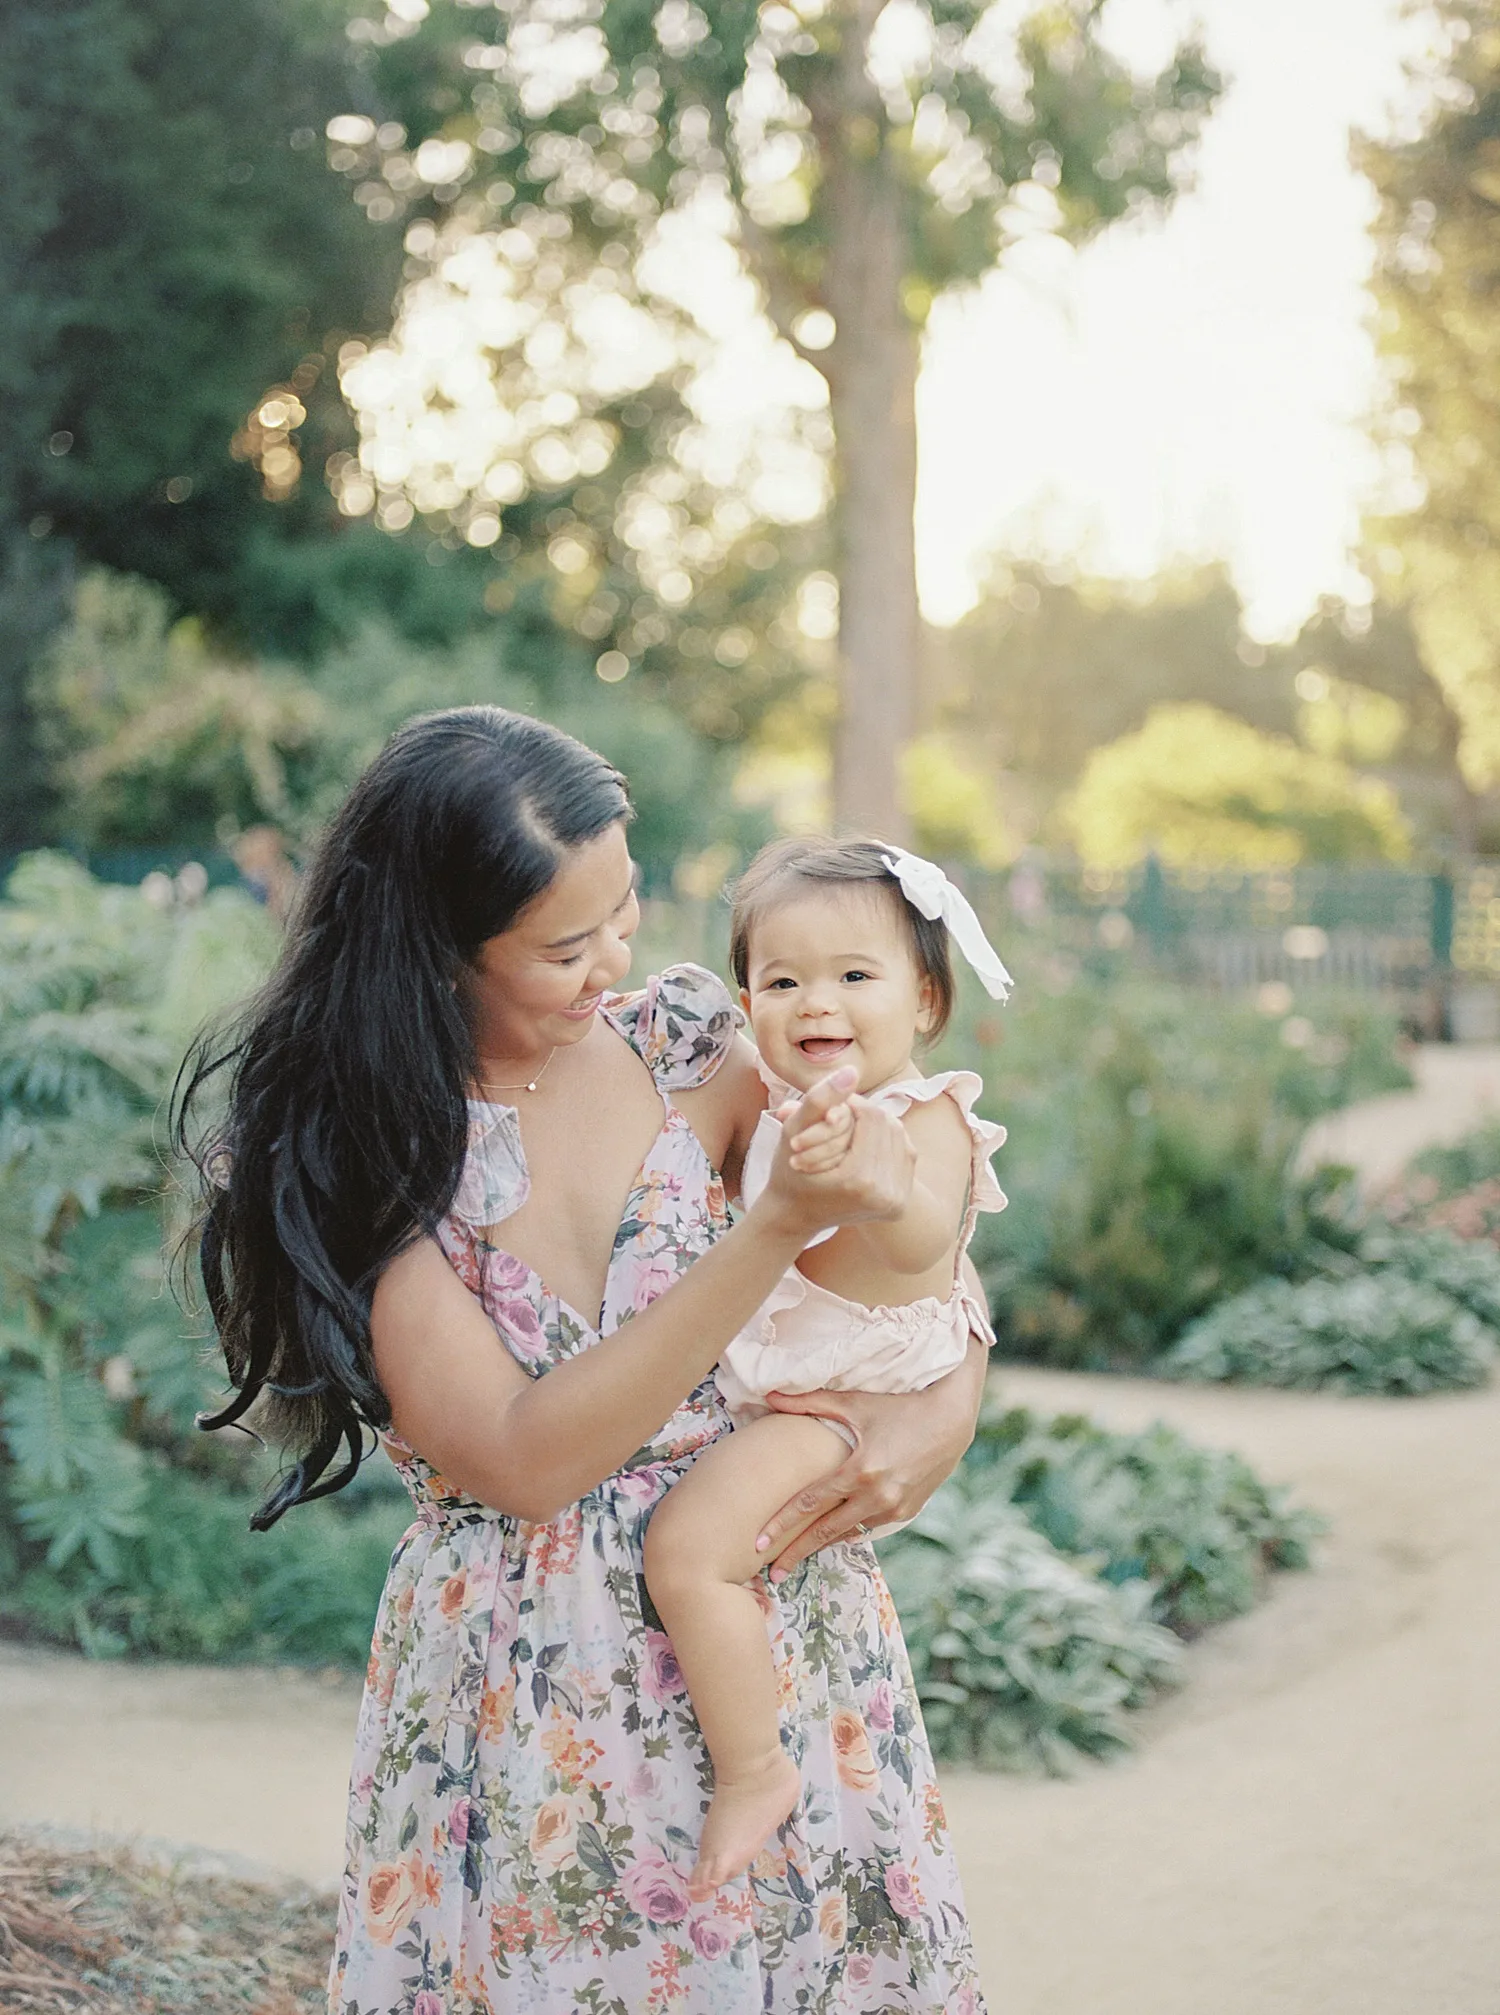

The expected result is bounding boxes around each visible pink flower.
[689,1915,735,1960]
[613,1469,658,1506]
[621,1854,691,1925]
[631,1256,677,1314]
[626,1760,659,1801]
[486,1250,531,1292]
[413,1994,444,2015]
[847,1953,874,1986]
[883,1862,922,1919]
[865,1680,895,1733]
[640,1630,686,1704]
[495,1296,547,1360]
[449,1799,470,1847]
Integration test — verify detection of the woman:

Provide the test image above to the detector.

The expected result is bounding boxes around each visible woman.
[181,707,990,2013]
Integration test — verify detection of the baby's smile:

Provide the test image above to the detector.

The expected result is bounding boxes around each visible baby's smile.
[796,1035,854,1062]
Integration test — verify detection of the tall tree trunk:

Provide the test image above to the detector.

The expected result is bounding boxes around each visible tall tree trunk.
[824,209,918,838]
[817,2,918,841]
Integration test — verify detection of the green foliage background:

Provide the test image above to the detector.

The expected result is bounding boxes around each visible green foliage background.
[948,962,1412,1370]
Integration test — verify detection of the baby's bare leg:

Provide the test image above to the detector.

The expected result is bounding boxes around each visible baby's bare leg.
[643,1412,848,1897]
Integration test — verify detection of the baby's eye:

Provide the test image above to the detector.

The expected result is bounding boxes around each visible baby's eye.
[841,969,872,984]
[765,976,797,991]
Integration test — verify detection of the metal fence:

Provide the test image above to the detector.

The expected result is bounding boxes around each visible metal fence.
[967,858,1500,1028]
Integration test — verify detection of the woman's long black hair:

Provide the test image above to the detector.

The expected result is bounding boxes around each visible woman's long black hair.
[174,706,631,1528]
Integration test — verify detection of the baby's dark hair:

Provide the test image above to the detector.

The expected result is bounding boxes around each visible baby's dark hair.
[728,836,955,1042]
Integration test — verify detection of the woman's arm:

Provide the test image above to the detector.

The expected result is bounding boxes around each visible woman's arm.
[373,1073,911,1520]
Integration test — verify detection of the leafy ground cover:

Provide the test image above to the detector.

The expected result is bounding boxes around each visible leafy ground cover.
[877,1402,1321,1772]
[1159,1227,1500,1394]
[0,1835,328,2014]
[1382,1120,1500,1243]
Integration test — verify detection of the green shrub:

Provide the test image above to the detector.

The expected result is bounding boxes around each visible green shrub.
[947,974,1407,1368]
[878,1401,1321,1769]
[1403,1120,1500,1199]
[879,1488,1182,1773]
[962,1406,1323,1634]
[8,1463,410,1663]
[0,852,295,1655]
[1159,1271,1496,1394]
[1356,1224,1500,1329]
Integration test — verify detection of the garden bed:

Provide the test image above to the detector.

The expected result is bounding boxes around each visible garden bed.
[0,1835,329,2014]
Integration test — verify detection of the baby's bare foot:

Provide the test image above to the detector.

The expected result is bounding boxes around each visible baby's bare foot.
[687,1751,800,1899]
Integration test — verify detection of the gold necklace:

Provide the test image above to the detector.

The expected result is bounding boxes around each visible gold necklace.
[476,1046,558,1097]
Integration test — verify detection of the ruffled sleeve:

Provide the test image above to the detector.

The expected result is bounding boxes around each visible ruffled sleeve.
[604,962,742,1092]
[450,1101,530,1230]
[872,1069,1008,1217]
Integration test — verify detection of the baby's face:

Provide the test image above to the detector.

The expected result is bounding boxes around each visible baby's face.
[740,886,934,1095]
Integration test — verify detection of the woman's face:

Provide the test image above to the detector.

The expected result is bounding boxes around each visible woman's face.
[468,821,640,1065]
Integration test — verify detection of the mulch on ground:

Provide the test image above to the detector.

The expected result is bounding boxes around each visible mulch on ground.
[0,1836,331,2014]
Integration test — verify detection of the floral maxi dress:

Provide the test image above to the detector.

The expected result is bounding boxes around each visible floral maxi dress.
[329,965,990,2015]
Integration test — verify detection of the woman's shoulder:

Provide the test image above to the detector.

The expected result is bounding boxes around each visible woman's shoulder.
[604,962,744,1091]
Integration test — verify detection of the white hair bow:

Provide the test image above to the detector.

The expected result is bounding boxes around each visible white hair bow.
[880,846,1014,1002]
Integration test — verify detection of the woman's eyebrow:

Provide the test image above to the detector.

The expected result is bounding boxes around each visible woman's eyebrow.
[542,869,638,950]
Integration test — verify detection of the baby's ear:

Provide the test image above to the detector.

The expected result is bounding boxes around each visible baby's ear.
[738,986,752,1018]
[915,971,939,1035]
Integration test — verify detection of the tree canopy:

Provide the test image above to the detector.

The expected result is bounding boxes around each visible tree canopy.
[333,0,1218,825]
[0,0,419,839]
[1063,703,1412,870]
[1362,1,1500,796]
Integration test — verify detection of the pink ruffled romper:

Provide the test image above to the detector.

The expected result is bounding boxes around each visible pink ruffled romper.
[716,1070,1007,1446]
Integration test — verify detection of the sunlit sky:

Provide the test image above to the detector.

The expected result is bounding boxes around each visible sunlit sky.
[348,0,1444,646]
[916,0,1436,638]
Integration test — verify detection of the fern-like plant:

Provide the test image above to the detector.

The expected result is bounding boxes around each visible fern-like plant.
[0,854,288,1648]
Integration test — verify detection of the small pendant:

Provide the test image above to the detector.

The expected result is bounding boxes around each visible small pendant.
[525,1080,538,1093]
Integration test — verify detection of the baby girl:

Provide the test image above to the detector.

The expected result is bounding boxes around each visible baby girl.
[642,835,1011,1897]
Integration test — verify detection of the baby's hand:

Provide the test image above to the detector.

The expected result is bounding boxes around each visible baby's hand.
[778,1082,856,1176]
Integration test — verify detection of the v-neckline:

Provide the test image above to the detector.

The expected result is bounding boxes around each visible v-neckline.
[475,1104,713,1339]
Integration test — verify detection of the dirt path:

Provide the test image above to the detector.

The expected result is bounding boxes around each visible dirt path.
[947,1367,1500,2015]
[1299,1040,1500,1193]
